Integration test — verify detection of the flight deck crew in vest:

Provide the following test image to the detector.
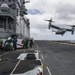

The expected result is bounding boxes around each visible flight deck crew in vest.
[0,39,3,50]
[4,37,13,51]
[24,39,29,49]
[29,39,33,48]
[13,37,17,50]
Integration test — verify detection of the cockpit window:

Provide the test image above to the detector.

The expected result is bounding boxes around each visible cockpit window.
[26,54,36,60]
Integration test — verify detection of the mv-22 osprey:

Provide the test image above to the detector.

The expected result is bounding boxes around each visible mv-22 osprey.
[45,18,75,36]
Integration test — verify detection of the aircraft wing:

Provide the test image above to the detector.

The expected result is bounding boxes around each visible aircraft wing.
[66,29,72,31]
[51,25,61,29]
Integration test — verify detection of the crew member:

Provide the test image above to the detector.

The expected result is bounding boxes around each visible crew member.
[12,37,17,50]
[4,37,13,51]
[29,39,33,48]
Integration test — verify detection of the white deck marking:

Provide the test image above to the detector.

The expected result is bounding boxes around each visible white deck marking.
[10,59,21,75]
[35,42,39,49]
[39,50,40,52]
[41,54,44,60]
[36,45,39,49]
[0,55,2,57]
[46,67,52,75]
[3,52,9,55]
[0,52,9,57]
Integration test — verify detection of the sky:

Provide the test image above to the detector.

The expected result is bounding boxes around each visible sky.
[25,0,75,40]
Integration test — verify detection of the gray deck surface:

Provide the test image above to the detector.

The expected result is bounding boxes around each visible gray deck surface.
[0,60,19,75]
[0,41,75,75]
[13,60,41,74]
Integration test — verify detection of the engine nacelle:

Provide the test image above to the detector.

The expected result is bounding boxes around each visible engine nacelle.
[48,23,51,29]
[71,27,74,34]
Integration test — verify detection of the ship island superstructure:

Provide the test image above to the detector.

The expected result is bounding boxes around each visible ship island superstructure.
[0,0,30,39]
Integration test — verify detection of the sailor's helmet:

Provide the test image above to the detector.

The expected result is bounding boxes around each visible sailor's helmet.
[7,37,11,40]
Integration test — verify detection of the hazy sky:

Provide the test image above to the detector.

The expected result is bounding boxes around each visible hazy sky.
[25,0,75,40]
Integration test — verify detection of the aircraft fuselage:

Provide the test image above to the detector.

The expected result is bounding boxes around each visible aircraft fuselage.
[55,29,66,35]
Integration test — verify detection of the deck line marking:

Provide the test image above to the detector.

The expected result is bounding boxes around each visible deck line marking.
[0,52,9,57]
[35,42,39,49]
[53,42,75,46]
[10,59,21,75]
[0,55,2,57]
[39,50,40,52]
[3,52,9,55]
[36,45,39,49]
[46,67,52,75]
[41,54,44,60]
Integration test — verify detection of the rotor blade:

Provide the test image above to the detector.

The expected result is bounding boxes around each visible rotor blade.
[25,1,30,3]
[67,25,75,27]
[50,18,53,22]
[44,20,51,22]
[50,18,52,21]
[71,25,75,27]
[44,19,54,22]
